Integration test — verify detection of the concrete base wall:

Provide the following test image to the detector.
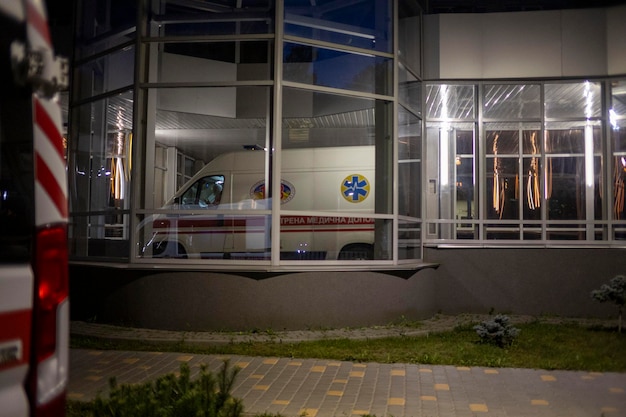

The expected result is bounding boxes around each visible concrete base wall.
[70,267,437,331]
[423,247,626,319]
[70,248,626,331]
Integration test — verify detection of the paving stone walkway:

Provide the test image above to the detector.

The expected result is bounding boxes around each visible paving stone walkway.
[68,315,626,417]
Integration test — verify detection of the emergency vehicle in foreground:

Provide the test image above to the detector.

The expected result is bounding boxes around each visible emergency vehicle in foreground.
[0,0,69,415]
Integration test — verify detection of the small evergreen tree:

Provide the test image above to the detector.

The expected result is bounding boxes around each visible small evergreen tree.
[473,315,520,348]
[591,275,626,333]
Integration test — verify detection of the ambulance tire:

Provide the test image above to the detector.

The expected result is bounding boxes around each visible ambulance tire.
[152,241,188,259]
[338,244,374,260]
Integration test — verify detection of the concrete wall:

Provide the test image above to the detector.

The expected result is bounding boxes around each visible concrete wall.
[423,247,626,319]
[70,246,625,330]
[70,267,437,331]
[424,6,626,80]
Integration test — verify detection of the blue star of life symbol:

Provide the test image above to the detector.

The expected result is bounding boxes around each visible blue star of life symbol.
[341,174,370,203]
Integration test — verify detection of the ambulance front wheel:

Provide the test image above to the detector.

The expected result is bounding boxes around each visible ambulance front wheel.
[338,244,374,260]
[152,241,188,259]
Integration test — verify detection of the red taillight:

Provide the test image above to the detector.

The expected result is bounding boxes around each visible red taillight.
[33,224,68,362]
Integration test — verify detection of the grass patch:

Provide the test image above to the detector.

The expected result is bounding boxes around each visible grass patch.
[71,321,626,372]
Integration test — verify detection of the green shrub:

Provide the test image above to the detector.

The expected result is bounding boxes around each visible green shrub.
[473,315,520,348]
[89,359,243,417]
[591,275,626,333]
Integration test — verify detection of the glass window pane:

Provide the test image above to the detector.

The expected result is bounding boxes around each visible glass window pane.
[284,0,392,53]
[398,0,422,75]
[154,0,274,36]
[483,84,540,119]
[283,42,392,95]
[155,41,272,83]
[399,64,421,115]
[147,86,269,209]
[398,219,421,260]
[75,0,136,59]
[425,84,475,120]
[68,92,133,258]
[137,213,270,260]
[425,122,475,239]
[280,89,392,260]
[545,82,602,119]
[73,46,135,101]
[398,106,421,219]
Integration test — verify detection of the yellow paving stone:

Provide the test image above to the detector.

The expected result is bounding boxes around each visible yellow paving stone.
[88,351,103,356]
[391,369,406,376]
[288,361,302,366]
[435,383,450,391]
[311,365,326,372]
[531,399,549,406]
[250,374,264,379]
[263,358,279,365]
[122,358,140,364]
[456,366,471,371]
[420,395,437,402]
[67,393,84,400]
[484,369,499,374]
[419,368,433,373]
[236,362,250,369]
[352,410,371,415]
[272,400,290,405]
[85,375,102,381]
[609,387,625,393]
[300,408,318,417]
[177,355,194,362]
[388,397,406,406]
[327,390,344,396]
[469,404,488,412]
[541,375,557,382]
[328,362,341,367]
[253,385,270,391]
[353,364,366,368]
[333,379,348,384]
[349,371,365,378]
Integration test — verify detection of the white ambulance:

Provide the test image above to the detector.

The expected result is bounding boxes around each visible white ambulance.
[0,0,69,416]
[140,146,378,260]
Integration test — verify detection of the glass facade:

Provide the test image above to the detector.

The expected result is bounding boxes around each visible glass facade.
[68,0,424,267]
[424,80,625,244]
[67,1,625,269]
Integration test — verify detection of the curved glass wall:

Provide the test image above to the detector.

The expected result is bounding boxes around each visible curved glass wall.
[68,0,425,267]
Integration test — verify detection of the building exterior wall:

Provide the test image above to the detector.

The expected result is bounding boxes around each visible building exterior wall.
[424,6,626,80]
[425,248,626,319]
[70,266,437,331]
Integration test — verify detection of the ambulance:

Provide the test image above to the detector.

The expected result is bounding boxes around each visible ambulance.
[0,0,69,416]
[140,146,378,260]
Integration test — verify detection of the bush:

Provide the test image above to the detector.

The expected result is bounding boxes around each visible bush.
[591,275,626,333]
[474,315,520,348]
[88,359,243,417]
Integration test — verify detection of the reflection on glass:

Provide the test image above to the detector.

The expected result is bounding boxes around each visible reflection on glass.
[283,42,392,95]
[545,82,601,119]
[74,46,135,101]
[76,0,136,59]
[156,42,271,83]
[425,84,475,119]
[398,0,421,75]
[483,84,540,120]
[137,213,271,260]
[284,0,392,53]
[398,106,421,219]
[154,0,274,36]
